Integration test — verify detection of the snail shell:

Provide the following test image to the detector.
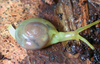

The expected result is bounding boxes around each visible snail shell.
[15,18,57,50]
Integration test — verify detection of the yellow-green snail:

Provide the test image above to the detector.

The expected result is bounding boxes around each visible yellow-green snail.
[8,18,100,50]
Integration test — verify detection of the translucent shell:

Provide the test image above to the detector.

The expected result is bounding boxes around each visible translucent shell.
[15,18,57,50]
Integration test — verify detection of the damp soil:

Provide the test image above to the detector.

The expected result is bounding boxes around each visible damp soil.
[0,0,100,64]
[37,0,100,64]
[25,0,100,64]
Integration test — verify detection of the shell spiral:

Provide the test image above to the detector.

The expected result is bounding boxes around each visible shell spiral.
[15,18,52,50]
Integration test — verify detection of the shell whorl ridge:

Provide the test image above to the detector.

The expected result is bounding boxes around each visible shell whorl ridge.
[15,19,50,50]
[24,22,46,39]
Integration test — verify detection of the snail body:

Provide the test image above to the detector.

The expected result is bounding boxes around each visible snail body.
[8,18,100,50]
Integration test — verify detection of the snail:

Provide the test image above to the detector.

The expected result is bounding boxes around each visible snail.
[8,18,100,50]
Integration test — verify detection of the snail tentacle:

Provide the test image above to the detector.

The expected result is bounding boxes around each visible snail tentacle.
[49,20,100,50]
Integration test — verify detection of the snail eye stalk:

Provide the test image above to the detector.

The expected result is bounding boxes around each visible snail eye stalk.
[49,20,100,50]
[74,20,100,50]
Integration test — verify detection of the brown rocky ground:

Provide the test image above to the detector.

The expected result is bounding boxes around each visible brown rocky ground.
[0,0,100,64]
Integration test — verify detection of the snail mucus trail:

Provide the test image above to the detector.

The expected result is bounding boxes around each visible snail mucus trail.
[8,18,100,50]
